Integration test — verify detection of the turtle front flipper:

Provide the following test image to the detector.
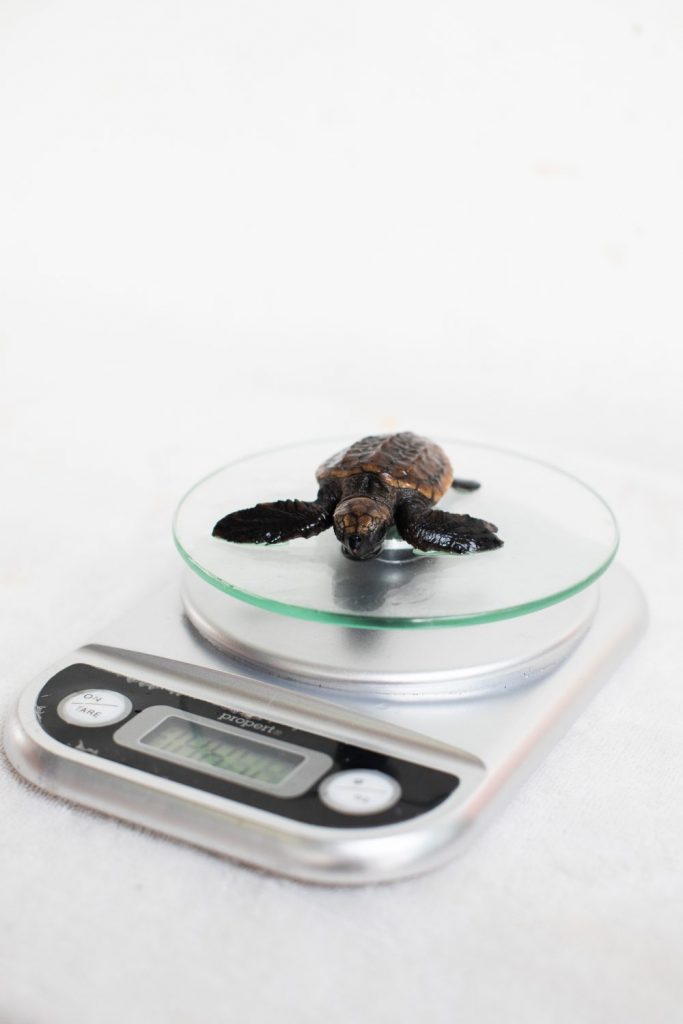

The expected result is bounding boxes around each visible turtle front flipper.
[451,477,481,492]
[213,486,337,546]
[395,498,503,554]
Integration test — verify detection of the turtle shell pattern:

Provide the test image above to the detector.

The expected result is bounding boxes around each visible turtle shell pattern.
[316,432,454,503]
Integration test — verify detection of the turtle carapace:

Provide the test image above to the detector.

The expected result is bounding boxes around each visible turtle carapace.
[212,432,503,561]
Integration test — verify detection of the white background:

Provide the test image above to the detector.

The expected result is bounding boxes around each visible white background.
[1,2,682,1022]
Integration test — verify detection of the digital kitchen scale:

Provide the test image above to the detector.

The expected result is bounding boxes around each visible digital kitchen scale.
[3,439,647,885]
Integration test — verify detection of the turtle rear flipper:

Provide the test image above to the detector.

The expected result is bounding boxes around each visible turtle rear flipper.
[213,487,336,546]
[395,504,503,554]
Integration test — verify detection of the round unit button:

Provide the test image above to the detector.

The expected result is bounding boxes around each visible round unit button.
[318,769,401,816]
[57,689,133,728]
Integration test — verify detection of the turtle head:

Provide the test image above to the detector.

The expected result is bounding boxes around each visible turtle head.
[333,498,391,561]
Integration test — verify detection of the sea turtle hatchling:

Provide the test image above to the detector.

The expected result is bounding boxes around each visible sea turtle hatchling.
[212,432,503,562]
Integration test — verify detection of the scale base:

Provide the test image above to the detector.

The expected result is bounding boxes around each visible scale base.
[4,564,647,884]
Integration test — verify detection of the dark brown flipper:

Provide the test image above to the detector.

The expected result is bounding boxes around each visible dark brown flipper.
[451,478,481,491]
[395,496,503,554]
[213,486,337,545]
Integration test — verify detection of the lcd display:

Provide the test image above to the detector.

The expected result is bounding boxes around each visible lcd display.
[141,716,305,787]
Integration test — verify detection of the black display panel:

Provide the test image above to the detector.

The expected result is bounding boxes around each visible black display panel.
[35,663,460,829]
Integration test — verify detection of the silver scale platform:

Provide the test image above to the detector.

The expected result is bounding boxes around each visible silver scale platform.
[4,439,647,884]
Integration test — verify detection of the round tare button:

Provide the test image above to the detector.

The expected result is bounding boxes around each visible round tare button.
[57,690,133,727]
[318,769,401,816]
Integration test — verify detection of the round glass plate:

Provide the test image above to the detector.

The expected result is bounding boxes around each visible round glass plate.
[173,438,619,629]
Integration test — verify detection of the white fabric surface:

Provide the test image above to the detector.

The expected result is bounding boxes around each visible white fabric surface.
[1,2,682,1022]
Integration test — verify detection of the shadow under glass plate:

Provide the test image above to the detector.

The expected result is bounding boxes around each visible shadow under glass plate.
[173,438,619,629]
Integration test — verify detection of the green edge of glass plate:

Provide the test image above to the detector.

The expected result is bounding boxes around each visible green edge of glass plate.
[173,438,620,631]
